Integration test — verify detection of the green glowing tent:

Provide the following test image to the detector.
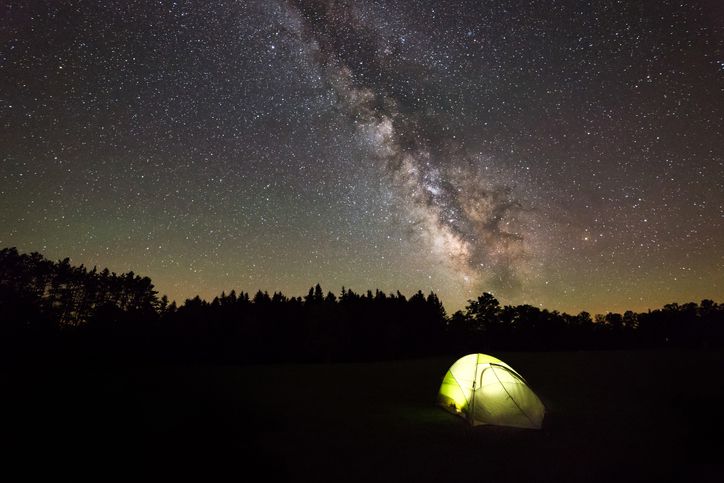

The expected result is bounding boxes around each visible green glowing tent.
[437,353,545,429]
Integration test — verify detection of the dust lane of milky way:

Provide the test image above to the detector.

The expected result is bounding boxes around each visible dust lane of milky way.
[1,0,722,313]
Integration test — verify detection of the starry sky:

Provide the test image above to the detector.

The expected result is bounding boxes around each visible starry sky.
[1,0,722,314]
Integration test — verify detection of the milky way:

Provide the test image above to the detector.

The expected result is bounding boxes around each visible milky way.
[282,0,543,295]
[1,0,722,313]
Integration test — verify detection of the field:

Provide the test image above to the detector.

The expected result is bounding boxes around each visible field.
[4,350,724,481]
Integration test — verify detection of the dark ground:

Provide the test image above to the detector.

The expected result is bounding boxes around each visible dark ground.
[3,350,723,482]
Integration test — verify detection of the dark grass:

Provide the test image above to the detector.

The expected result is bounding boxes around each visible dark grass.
[3,350,724,482]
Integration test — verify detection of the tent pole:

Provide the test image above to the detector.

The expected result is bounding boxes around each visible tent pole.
[470,355,479,425]
[470,379,476,425]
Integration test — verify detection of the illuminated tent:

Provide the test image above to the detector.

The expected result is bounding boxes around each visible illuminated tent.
[437,353,545,429]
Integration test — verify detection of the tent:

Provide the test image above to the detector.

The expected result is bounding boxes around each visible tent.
[437,353,545,429]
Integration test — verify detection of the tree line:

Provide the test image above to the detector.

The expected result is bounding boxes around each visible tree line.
[1,247,722,363]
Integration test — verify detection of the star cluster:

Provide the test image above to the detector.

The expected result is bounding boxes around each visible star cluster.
[1,0,722,313]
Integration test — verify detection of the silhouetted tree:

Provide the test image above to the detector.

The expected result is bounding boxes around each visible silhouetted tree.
[2,247,723,362]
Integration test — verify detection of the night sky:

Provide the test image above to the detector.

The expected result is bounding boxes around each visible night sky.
[1,0,722,314]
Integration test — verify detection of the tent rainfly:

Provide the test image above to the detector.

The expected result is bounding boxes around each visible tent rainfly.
[437,353,545,429]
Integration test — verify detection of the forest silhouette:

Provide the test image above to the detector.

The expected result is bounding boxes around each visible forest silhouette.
[1,247,722,363]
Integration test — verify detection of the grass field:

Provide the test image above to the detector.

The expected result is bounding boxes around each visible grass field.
[4,350,724,481]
